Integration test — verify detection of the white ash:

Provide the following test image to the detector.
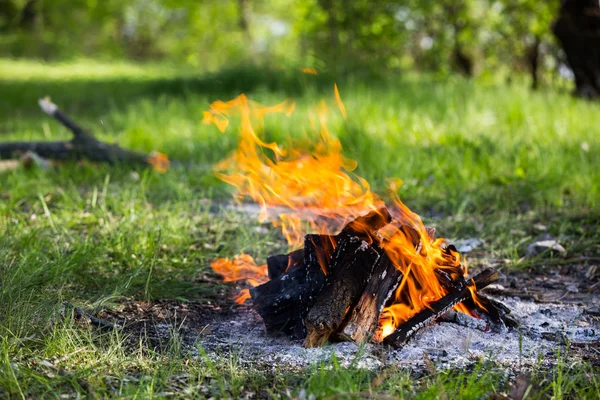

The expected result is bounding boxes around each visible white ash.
[180,296,599,373]
[452,238,484,253]
[358,240,370,251]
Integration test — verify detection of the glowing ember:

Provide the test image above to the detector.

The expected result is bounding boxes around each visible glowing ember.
[205,86,479,340]
[146,151,170,173]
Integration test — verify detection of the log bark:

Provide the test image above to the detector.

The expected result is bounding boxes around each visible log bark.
[0,98,169,170]
[383,268,499,348]
[266,249,303,280]
[339,253,402,343]
[340,207,392,240]
[250,234,337,338]
[304,234,381,347]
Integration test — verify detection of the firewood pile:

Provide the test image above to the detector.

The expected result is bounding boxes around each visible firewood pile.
[250,208,513,348]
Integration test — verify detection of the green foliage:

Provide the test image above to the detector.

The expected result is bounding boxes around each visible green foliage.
[0,0,566,82]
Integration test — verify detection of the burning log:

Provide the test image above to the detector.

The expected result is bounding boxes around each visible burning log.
[250,234,337,338]
[339,223,432,344]
[304,234,381,347]
[383,268,499,348]
[339,253,402,344]
[240,209,507,348]
[302,208,393,347]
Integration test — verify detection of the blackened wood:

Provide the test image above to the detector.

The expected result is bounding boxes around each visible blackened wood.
[250,234,337,338]
[250,259,324,338]
[339,253,402,344]
[383,268,499,348]
[304,235,381,347]
[249,210,393,342]
[0,99,162,167]
[339,222,428,344]
[266,249,303,280]
[304,234,337,276]
[461,294,519,332]
[341,207,391,239]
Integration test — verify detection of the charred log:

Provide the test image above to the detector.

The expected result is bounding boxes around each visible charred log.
[339,220,423,344]
[0,98,169,170]
[304,234,381,347]
[341,207,392,240]
[339,253,402,344]
[383,268,499,348]
[266,249,304,280]
[250,234,337,338]
[461,294,519,332]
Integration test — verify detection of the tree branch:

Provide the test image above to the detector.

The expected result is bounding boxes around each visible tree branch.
[0,98,169,171]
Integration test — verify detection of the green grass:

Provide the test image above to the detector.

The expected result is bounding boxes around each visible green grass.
[1,58,599,398]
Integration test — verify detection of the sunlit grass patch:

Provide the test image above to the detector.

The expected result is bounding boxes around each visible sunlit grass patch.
[0,59,599,398]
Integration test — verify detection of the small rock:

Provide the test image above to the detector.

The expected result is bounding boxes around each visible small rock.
[533,223,547,231]
[129,171,140,181]
[566,284,579,293]
[525,239,566,258]
[585,265,597,279]
[453,238,483,253]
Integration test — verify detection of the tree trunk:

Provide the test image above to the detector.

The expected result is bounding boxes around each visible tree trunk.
[553,0,600,98]
[318,0,340,73]
[19,0,40,29]
[527,35,542,90]
[238,0,252,44]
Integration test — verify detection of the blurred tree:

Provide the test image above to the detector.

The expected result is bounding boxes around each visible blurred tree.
[0,0,20,31]
[553,0,600,98]
[0,0,577,89]
[488,0,560,89]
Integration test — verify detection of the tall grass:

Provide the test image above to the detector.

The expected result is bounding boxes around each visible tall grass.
[0,59,598,398]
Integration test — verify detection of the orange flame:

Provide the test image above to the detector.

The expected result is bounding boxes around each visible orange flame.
[334,84,347,120]
[210,254,268,287]
[146,151,170,173]
[203,91,381,248]
[301,68,318,75]
[206,86,479,336]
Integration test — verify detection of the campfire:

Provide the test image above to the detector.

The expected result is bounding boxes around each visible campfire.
[205,89,511,348]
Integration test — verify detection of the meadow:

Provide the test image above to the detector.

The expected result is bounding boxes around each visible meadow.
[0,59,599,398]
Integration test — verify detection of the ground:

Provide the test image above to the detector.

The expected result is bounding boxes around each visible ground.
[0,59,599,398]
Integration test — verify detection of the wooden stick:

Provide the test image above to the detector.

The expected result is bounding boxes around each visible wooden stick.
[383,268,498,348]
[0,98,169,170]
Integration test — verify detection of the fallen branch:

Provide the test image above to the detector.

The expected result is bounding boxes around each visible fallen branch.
[63,302,120,330]
[0,98,169,171]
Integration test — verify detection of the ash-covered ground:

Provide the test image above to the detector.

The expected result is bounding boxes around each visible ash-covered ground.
[190,295,599,372]
[98,288,599,374]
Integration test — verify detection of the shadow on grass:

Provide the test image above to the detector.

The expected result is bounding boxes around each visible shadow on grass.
[0,65,338,120]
